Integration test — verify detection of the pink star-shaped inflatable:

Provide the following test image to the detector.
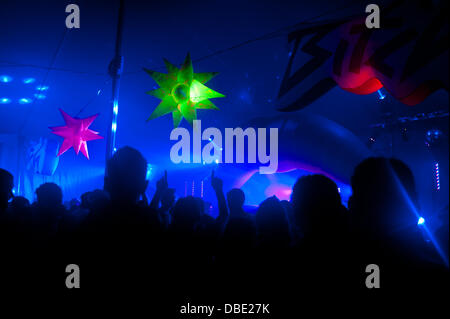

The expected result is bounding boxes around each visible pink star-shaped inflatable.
[50,109,103,159]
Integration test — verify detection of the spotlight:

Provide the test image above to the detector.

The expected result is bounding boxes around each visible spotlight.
[19,98,32,104]
[215,159,219,164]
[34,93,46,99]
[425,129,443,145]
[367,136,376,149]
[417,217,425,225]
[23,78,36,84]
[0,97,11,104]
[0,75,12,83]
[146,164,153,180]
[377,89,386,100]
[36,85,49,91]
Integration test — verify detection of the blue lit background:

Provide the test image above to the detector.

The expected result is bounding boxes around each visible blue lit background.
[0,0,447,235]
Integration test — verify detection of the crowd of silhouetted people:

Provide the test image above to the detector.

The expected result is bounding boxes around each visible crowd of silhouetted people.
[0,146,448,294]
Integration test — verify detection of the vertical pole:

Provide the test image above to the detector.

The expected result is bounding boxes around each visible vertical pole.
[106,0,125,163]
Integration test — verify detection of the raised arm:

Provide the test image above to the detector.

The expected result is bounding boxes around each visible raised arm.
[150,170,168,210]
[211,170,229,230]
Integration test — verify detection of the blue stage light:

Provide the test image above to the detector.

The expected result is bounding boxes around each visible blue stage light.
[34,93,46,99]
[19,98,32,104]
[0,75,12,83]
[111,122,117,132]
[377,89,385,100]
[417,217,425,225]
[146,164,153,180]
[23,77,36,84]
[0,97,11,104]
[36,85,49,91]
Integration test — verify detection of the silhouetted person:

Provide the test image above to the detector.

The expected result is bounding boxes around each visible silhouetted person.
[0,169,30,289]
[289,174,349,288]
[79,146,162,289]
[10,196,31,225]
[227,188,252,221]
[291,174,348,240]
[171,196,202,232]
[255,196,290,248]
[0,168,14,253]
[349,157,446,288]
[32,182,65,236]
[220,189,256,270]
[349,158,421,248]
[252,196,291,289]
[80,189,109,216]
[104,146,149,206]
[0,168,13,218]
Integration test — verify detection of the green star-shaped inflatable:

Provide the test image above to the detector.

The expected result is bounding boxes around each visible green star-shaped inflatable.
[144,53,225,127]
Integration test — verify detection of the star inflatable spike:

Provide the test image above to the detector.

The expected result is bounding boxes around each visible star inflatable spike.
[50,109,103,159]
[144,53,225,127]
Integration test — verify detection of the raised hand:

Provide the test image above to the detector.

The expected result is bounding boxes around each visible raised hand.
[156,170,168,193]
[210,170,228,228]
[161,188,175,209]
[150,170,169,209]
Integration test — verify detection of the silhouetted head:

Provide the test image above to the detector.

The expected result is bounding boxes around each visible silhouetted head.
[81,189,109,213]
[11,196,30,209]
[227,188,245,214]
[255,196,289,241]
[171,196,202,230]
[291,174,345,237]
[104,147,148,204]
[10,196,31,221]
[36,183,63,207]
[80,191,93,208]
[0,168,13,212]
[68,199,81,211]
[349,157,419,237]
